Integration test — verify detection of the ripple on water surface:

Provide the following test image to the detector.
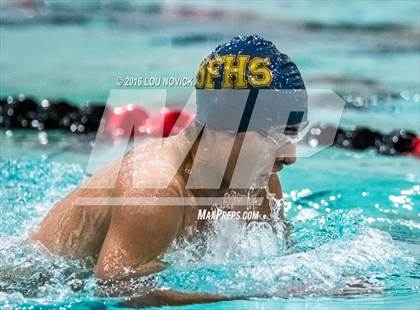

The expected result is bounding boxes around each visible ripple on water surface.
[0,156,418,308]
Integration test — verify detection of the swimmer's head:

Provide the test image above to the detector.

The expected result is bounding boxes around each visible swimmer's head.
[193,35,307,182]
[196,34,305,91]
[195,34,307,135]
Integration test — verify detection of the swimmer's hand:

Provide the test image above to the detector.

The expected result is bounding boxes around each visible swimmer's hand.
[121,289,247,308]
[340,277,383,295]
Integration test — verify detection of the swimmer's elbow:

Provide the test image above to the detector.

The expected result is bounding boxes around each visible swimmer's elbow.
[27,224,50,248]
[95,260,126,280]
[95,259,166,280]
[95,263,112,280]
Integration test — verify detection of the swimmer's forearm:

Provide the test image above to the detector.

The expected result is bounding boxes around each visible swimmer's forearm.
[96,259,167,280]
[121,290,249,308]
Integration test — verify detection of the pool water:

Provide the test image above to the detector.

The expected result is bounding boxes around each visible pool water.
[0,142,419,309]
[1,0,419,309]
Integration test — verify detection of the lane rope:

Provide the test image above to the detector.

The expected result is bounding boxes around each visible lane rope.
[1,95,418,158]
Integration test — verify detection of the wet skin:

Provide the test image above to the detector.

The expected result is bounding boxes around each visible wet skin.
[30,125,296,280]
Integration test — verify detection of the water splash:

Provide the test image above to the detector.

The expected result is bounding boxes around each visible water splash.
[160,208,414,297]
[0,156,418,308]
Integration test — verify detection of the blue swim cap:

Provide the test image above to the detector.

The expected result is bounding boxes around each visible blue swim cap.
[196,34,306,90]
[195,35,307,134]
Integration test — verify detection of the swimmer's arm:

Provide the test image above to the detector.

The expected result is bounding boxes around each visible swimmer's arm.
[121,277,381,307]
[29,161,119,258]
[95,203,184,279]
[121,290,248,308]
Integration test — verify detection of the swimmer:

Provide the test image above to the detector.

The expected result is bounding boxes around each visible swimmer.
[30,35,307,305]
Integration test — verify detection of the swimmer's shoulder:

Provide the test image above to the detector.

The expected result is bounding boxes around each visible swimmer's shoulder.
[114,138,187,198]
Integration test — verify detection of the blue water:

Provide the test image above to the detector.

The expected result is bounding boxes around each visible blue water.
[1,0,419,309]
[0,146,419,309]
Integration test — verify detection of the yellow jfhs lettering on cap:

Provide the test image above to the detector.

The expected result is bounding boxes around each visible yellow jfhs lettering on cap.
[195,55,272,89]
